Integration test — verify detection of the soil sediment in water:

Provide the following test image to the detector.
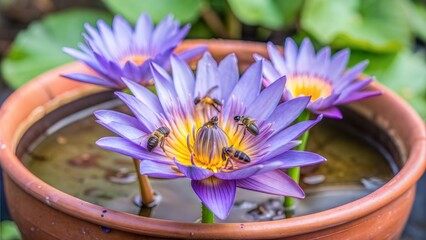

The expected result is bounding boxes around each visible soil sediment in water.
[23,105,396,223]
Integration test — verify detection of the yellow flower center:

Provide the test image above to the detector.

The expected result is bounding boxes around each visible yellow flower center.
[286,75,333,101]
[121,54,149,66]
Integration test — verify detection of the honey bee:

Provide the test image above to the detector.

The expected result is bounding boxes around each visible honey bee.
[203,116,219,128]
[147,126,170,152]
[234,115,259,144]
[222,146,251,170]
[194,86,222,112]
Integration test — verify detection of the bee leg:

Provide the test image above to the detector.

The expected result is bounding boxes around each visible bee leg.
[160,138,166,152]
[212,104,221,113]
[234,124,239,135]
[239,129,247,146]
[224,158,234,170]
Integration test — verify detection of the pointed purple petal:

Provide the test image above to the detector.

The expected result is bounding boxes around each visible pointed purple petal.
[171,55,195,102]
[194,52,219,99]
[335,91,382,105]
[261,140,301,159]
[112,15,132,51]
[271,150,326,169]
[254,54,281,84]
[296,38,315,73]
[151,63,178,113]
[284,38,298,72]
[312,46,331,77]
[312,107,343,119]
[237,170,304,197]
[218,53,239,100]
[335,60,369,92]
[134,13,153,52]
[115,92,160,132]
[228,60,262,105]
[267,42,287,75]
[268,114,323,147]
[267,96,311,134]
[139,160,184,179]
[96,120,147,146]
[94,110,142,129]
[191,178,236,220]
[96,137,170,163]
[176,46,207,62]
[61,73,118,88]
[214,165,263,180]
[122,78,163,113]
[327,49,350,81]
[175,161,213,180]
[246,77,286,121]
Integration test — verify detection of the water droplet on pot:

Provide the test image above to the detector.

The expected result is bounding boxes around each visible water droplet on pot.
[303,174,326,185]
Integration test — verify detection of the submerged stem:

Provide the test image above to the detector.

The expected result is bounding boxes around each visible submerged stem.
[133,158,155,205]
[202,203,215,223]
[284,110,310,211]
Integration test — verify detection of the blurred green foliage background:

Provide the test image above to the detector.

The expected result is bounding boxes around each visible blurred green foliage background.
[1,0,425,120]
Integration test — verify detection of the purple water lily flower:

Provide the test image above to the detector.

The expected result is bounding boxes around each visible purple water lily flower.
[95,52,326,220]
[63,14,206,88]
[256,38,382,119]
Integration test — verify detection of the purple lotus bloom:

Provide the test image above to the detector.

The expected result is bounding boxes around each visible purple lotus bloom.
[95,52,326,220]
[256,38,382,119]
[63,14,206,88]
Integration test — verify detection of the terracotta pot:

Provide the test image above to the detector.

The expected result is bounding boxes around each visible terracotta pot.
[0,40,425,240]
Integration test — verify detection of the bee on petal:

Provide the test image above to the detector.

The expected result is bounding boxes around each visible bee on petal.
[234,115,259,144]
[222,145,251,170]
[194,86,222,112]
[147,126,170,152]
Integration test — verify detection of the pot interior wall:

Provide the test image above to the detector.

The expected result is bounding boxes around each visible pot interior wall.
[16,91,402,223]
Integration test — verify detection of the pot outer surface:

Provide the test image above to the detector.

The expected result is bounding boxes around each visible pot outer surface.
[0,40,425,240]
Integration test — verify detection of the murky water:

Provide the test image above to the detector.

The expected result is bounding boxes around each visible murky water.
[22,99,397,223]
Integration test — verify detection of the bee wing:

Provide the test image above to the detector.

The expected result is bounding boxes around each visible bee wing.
[132,134,151,150]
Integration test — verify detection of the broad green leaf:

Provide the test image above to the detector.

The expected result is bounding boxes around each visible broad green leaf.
[274,0,303,28]
[301,0,412,53]
[350,50,426,119]
[0,221,21,240]
[1,9,112,89]
[102,0,203,24]
[406,2,426,42]
[227,0,284,29]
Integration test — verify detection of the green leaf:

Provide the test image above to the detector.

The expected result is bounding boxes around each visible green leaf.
[406,2,426,42]
[0,221,21,240]
[274,0,303,28]
[301,0,412,53]
[350,50,426,119]
[1,9,112,89]
[102,0,203,24]
[227,0,284,29]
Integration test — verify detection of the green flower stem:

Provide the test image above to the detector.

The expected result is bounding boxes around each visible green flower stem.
[284,110,311,210]
[133,158,155,205]
[201,203,215,223]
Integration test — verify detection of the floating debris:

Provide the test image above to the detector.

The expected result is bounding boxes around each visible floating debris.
[107,168,137,184]
[56,136,67,144]
[361,177,386,190]
[247,198,285,221]
[303,174,326,185]
[234,200,257,209]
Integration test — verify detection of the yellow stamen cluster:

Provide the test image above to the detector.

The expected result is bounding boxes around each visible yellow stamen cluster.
[121,54,149,66]
[286,75,333,101]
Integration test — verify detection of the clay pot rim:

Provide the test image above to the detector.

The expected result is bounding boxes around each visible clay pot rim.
[0,39,425,239]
